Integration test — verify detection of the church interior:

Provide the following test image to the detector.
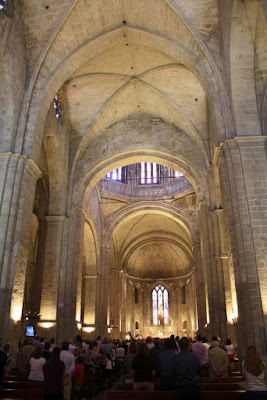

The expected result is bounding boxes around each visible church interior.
[0,0,267,362]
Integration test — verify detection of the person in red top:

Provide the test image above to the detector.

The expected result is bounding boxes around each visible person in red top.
[73,356,84,400]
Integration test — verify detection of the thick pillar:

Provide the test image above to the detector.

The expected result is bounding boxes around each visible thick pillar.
[39,216,70,340]
[210,210,227,340]
[192,238,207,334]
[95,246,110,338]
[218,137,267,358]
[0,153,41,342]
[58,209,84,342]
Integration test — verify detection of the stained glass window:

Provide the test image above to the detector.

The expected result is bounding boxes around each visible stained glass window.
[53,95,61,120]
[140,162,159,184]
[0,0,7,11]
[106,167,126,182]
[152,285,169,325]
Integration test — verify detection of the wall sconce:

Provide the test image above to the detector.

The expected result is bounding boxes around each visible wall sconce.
[11,306,21,323]
[38,322,55,329]
[82,327,95,333]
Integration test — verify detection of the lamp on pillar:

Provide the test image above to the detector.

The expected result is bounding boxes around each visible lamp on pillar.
[23,311,41,321]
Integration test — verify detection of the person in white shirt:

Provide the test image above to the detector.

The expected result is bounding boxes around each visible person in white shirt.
[60,342,75,400]
[28,346,46,381]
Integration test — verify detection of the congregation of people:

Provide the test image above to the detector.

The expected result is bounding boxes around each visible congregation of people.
[0,333,266,399]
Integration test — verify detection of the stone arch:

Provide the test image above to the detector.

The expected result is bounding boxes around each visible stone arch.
[16,2,232,161]
[102,203,197,249]
[73,151,209,213]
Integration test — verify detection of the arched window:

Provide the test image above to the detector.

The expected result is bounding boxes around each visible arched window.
[0,0,7,10]
[134,287,139,304]
[106,167,127,183]
[135,321,139,330]
[140,162,159,184]
[53,95,61,120]
[181,285,186,304]
[152,285,169,325]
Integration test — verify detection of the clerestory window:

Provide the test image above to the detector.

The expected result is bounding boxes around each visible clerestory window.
[53,95,61,120]
[0,0,7,10]
[106,167,127,183]
[152,285,169,325]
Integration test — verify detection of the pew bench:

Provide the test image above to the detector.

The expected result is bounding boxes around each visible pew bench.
[106,390,246,400]
[0,388,43,400]
[0,381,44,400]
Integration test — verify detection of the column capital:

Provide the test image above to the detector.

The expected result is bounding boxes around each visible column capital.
[101,246,111,253]
[45,215,73,223]
[0,152,41,179]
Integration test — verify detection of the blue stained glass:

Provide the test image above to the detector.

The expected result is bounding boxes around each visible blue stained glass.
[0,0,7,10]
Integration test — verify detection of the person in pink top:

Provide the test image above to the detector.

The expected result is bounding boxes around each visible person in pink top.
[192,334,209,375]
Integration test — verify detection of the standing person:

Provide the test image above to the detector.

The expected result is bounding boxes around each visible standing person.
[192,334,208,374]
[50,338,57,350]
[172,336,201,400]
[2,344,11,373]
[28,346,46,381]
[149,337,163,378]
[132,343,155,391]
[42,342,52,361]
[209,336,228,377]
[124,342,136,384]
[73,356,84,400]
[0,348,7,390]
[44,347,66,400]
[224,338,235,370]
[60,342,75,400]
[159,338,176,391]
[17,337,35,376]
[242,346,267,398]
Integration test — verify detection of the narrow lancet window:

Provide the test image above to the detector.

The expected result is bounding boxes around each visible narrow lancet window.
[152,285,169,325]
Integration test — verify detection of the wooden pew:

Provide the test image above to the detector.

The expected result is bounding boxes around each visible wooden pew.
[0,381,44,400]
[0,388,43,400]
[107,390,246,400]
[200,382,240,391]
[201,376,244,383]
[116,380,243,391]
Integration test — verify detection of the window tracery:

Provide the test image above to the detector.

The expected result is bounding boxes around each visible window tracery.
[152,284,169,325]
[105,163,184,184]
[106,167,126,182]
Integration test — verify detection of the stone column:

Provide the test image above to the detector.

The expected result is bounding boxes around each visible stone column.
[0,153,41,342]
[57,209,85,342]
[210,210,227,340]
[39,216,68,332]
[120,272,127,337]
[83,274,97,325]
[218,137,267,358]
[198,202,228,338]
[192,238,207,334]
[95,246,110,338]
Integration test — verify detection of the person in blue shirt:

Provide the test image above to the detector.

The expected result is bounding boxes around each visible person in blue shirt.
[172,336,201,399]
